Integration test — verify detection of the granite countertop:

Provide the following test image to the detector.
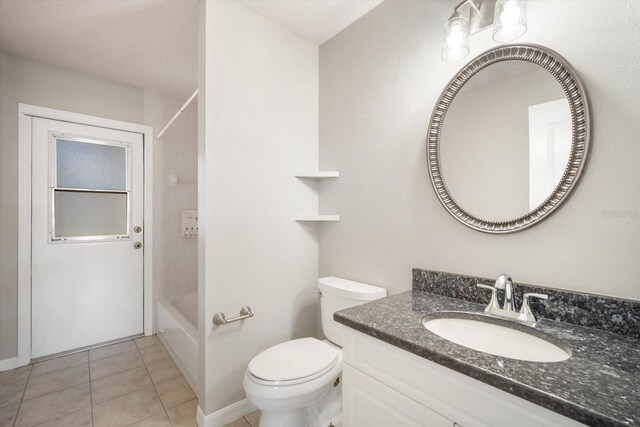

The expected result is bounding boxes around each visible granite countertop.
[335,291,640,427]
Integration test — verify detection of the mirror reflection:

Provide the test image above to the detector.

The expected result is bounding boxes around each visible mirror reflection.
[440,60,571,222]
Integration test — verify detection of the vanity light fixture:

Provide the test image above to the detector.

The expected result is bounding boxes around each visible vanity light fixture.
[441,0,528,62]
[442,14,471,61]
[493,0,527,42]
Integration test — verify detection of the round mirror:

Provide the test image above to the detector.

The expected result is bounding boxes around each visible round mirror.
[427,45,590,233]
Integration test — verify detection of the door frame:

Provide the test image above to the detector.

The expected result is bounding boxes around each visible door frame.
[17,103,154,366]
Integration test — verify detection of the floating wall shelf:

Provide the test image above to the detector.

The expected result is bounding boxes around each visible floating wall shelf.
[294,171,339,178]
[294,171,340,222]
[295,215,340,222]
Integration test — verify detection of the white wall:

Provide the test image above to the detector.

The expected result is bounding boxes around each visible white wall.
[144,90,198,299]
[199,0,319,415]
[319,0,640,299]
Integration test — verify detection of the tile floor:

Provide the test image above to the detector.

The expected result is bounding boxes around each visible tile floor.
[224,410,260,427]
[0,336,260,427]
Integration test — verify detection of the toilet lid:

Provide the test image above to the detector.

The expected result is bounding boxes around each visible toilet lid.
[248,338,338,382]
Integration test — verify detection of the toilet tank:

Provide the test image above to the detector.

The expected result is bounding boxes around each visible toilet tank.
[318,276,387,347]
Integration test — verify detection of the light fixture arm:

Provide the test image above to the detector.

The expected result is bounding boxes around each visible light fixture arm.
[453,0,481,17]
[451,0,497,34]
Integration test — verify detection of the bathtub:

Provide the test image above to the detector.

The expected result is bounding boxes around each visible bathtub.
[156,293,198,391]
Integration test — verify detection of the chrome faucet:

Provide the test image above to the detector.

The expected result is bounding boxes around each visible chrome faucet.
[476,274,548,325]
[494,274,515,312]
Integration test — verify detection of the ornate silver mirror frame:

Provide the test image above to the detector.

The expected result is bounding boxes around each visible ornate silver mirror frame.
[427,44,591,234]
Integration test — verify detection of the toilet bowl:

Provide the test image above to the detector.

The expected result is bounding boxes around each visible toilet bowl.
[243,338,342,427]
[243,277,387,427]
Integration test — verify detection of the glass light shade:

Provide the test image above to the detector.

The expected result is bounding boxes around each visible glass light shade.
[493,0,527,42]
[442,15,470,62]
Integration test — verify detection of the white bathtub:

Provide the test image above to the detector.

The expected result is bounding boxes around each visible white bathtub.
[156,293,198,391]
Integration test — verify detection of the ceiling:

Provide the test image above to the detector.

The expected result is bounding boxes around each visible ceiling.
[0,0,199,98]
[236,0,383,45]
[0,0,383,99]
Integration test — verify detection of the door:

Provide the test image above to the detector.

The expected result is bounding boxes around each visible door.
[31,117,144,358]
[343,364,454,427]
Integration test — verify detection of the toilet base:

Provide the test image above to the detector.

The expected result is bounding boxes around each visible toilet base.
[259,408,306,427]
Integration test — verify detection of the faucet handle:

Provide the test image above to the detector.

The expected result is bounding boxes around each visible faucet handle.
[522,293,548,306]
[518,293,548,324]
[476,283,500,312]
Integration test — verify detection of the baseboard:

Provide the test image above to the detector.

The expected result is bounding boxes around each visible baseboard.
[197,399,256,427]
[0,357,18,372]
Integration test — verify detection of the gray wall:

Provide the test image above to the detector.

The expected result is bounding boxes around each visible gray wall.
[144,90,198,299]
[0,53,145,361]
[0,53,198,361]
[319,0,640,300]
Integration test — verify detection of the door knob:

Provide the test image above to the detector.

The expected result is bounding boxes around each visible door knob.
[133,242,143,249]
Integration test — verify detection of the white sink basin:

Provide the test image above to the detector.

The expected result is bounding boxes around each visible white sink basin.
[423,313,571,363]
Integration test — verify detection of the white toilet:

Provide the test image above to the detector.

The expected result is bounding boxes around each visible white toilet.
[243,276,387,427]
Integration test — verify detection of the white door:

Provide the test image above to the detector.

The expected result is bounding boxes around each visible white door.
[31,117,145,358]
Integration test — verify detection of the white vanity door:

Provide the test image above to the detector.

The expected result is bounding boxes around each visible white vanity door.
[343,364,454,427]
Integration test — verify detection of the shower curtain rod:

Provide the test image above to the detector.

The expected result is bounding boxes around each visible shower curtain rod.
[156,89,198,140]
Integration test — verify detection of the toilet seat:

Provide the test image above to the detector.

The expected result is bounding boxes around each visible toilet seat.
[248,337,339,386]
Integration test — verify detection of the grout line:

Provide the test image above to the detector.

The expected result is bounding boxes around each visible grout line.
[12,364,33,427]
[138,338,173,424]
[16,379,91,425]
[246,413,259,427]
[150,368,182,387]
[22,339,144,425]
[6,337,187,427]
[7,339,163,427]
[30,408,89,427]
[88,349,94,427]
[123,414,157,427]
[137,344,168,358]
[88,338,178,409]
[90,363,146,385]
[24,357,142,410]
[20,368,90,403]
[89,349,144,382]
[244,410,260,427]
[29,352,88,379]
[92,385,158,411]
[0,366,30,387]
[89,347,139,365]
[90,355,153,407]
[133,335,159,352]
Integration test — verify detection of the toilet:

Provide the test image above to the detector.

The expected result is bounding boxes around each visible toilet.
[243,276,387,427]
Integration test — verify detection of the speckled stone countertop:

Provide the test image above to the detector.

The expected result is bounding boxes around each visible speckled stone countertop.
[335,291,640,427]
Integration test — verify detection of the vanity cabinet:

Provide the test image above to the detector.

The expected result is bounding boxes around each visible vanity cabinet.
[342,328,585,427]
[343,364,453,427]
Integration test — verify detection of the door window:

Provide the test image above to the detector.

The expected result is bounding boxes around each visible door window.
[50,134,131,242]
